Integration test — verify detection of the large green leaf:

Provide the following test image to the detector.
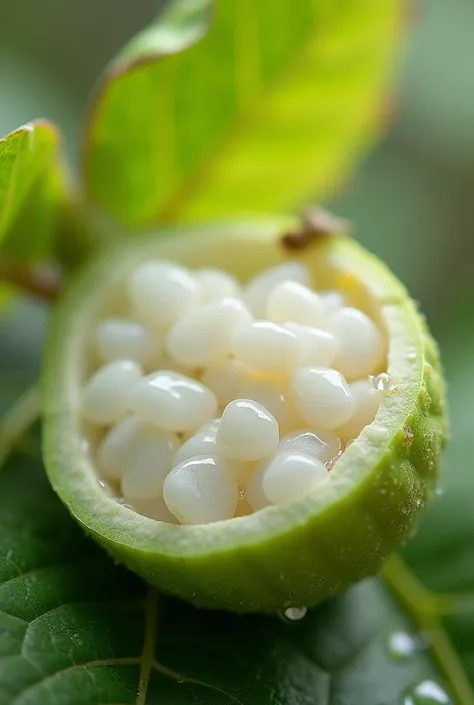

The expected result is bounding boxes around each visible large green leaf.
[83,0,400,227]
[0,121,67,262]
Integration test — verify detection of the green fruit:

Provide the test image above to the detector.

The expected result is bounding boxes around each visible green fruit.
[42,218,448,613]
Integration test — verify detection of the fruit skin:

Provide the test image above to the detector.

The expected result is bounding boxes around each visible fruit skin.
[42,219,448,613]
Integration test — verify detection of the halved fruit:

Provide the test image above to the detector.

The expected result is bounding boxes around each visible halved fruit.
[42,218,448,613]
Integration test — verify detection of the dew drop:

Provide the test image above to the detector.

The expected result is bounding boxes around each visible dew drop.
[386,631,417,661]
[238,486,247,500]
[176,674,185,684]
[97,479,107,490]
[404,680,452,705]
[369,372,396,392]
[279,606,307,622]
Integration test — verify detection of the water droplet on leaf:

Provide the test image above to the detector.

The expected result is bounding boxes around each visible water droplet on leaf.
[279,606,307,622]
[404,680,451,705]
[369,372,396,392]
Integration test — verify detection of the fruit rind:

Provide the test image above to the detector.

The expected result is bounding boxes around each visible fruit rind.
[42,219,448,613]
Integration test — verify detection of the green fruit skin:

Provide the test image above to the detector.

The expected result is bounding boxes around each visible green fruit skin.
[42,221,448,614]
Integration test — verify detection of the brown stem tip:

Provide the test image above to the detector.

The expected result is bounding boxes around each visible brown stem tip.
[281,207,352,251]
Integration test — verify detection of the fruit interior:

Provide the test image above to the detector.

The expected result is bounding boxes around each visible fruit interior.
[55,220,421,539]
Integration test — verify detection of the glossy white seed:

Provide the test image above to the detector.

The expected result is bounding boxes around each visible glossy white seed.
[129,497,178,523]
[201,358,252,407]
[173,419,220,466]
[331,307,385,380]
[262,452,328,505]
[129,260,199,329]
[291,367,355,430]
[97,415,149,480]
[283,323,337,367]
[217,399,280,461]
[231,321,302,376]
[267,281,326,328]
[337,379,381,443]
[279,429,341,464]
[239,378,304,435]
[129,371,217,433]
[121,429,179,499]
[95,318,161,365]
[163,456,238,524]
[244,262,311,317]
[82,360,143,425]
[320,290,345,314]
[196,268,241,302]
[246,462,271,511]
[166,298,252,368]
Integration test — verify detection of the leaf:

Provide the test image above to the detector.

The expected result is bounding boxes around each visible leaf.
[83,0,401,228]
[0,121,67,262]
[0,452,440,705]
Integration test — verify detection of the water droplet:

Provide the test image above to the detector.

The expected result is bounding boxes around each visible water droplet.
[404,680,451,705]
[238,486,247,500]
[176,674,185,684]
[279,606,307,622]
[192,591,198,599]
[386,631,417,661]
[97,479,107,490]
[326,449,343,471]
[369,372,396,392]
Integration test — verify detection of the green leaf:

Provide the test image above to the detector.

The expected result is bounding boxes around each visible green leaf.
[0,121,66,262]
[0,453,439,705]
[83,0,401,228]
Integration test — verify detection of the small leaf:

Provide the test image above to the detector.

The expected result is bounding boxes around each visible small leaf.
[83,0,401,227]
[0,121,66,262]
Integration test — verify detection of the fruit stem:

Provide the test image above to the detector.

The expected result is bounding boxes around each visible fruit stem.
[0,256,62,302]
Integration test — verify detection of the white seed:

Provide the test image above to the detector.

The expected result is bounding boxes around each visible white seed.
[121,429,178,499]
[337,379,381,442]
[320,290,345,314]
[129,260,199,329]
[129,371,217,433]
[279,429,341,464]
[290,367,355,430]
[244,262,311,317]
[246,463,271,511]
[231,321,302,376]
[283,323,337,367]
[262,452,328,505]
[97,415,142,480]
[95,318,161,365]
[129,497,178,523]
[82,360,143,425]
[267,281,326,328]
[163,456,238,524]
[331,307,385,380]
[239,378,304,435]
[201,358,252,407]
[217,399,280,461]
[166,298,252,368]
[196,268,241,302]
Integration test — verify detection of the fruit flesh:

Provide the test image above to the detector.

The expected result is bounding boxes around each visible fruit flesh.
[42,220,448,612]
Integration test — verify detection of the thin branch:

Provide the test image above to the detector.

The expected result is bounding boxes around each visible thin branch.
[0,256,62,302]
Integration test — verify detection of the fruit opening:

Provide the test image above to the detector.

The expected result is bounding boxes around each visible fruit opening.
[78,229,395,526]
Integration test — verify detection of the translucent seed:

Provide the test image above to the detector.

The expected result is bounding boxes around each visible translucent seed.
[337,379,381,443]
[369,371,395,392]
[239,378,304,435]
[166,298,252,367]
[163,456,238,524]
[331,307,385,380]
[320,290,345,314]
[129,497,178,523]
[217,399,280,462]
[201,358,252,407]
[231,321,302,376]
[291,367,355,430]
[244,262,311,317]
[173,419,220,466]
[97,415,152,480]
[121,429,178,499]
[262,452,328,505]
[267,280,326,328]
[196,268,241,302]
[279,429,341,464]
[283,323,337,367]
[246,462,271,511]
[129,260,199,329]
[82,360,143,425]
[129,371,217,433]
[95,318,161,366]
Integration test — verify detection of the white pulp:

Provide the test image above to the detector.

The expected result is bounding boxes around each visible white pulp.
[129,371,217,433]
[163,456,238,524]
[217,399,280,462]
[84,256,389,525]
